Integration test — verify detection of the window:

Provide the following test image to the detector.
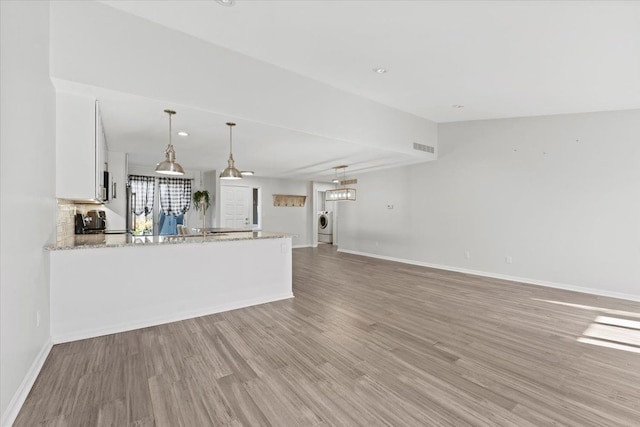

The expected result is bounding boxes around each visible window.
[129,175,155,235]
[129,175,192,236]
[158,177,192,235]
[252,187,262,230]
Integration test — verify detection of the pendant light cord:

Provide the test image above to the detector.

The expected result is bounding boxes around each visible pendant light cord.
[229,125,233,159]
[164,109,177,151]
[226,122,236,161]
[168,112,172,149]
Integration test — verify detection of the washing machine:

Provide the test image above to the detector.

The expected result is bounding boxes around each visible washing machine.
[318,211,333,244]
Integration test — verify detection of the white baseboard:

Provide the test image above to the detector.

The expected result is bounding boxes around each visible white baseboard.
[52,293,294,344]
[337,248,640,302]
[1,339,53,427]
[292,244,311,249]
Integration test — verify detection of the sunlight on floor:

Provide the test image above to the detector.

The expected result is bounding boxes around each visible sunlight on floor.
[579,315,640,354]
[531,298,640,318]
[533,299,640,354]
[577,337,640,354]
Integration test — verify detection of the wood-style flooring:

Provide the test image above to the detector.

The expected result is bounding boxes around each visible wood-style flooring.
[14,245,640,426]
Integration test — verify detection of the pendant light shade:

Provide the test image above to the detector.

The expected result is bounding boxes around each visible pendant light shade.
[155,109,185,176]
[220,122,243,180]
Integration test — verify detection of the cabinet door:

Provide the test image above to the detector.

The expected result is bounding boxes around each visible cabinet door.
[95,101,108,201]
[56,92,98,200]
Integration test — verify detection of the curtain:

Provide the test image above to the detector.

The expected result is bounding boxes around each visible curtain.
[159,177,192,216]
[129,175,155,215]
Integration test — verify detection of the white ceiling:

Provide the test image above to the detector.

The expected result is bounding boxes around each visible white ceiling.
[105,95,423,180]
[66,1,640,180]
[101,0,640,123]
[54,81,423,180]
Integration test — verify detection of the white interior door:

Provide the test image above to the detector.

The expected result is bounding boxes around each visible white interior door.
[220,185,252,229]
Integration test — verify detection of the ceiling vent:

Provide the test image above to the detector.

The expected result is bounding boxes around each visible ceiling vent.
[413,142,435,154]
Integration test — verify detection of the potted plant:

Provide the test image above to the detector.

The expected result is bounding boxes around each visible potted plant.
[192,190,210,235]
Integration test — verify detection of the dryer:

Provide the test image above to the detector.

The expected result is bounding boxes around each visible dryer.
[318,211,333,244]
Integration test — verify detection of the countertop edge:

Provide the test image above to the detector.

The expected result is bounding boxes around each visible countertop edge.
[46,233,293,251]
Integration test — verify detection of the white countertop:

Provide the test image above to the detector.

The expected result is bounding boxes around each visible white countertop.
[47,231,292,251]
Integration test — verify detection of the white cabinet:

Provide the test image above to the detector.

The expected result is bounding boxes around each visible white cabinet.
[96,102,108,199]
[56,92,108,201]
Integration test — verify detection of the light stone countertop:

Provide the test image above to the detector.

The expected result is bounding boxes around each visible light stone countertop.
[46,231,292,251]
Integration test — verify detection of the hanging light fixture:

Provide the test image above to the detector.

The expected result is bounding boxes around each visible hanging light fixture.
[331,167,340,183]
[220,122,243,180]
[325,165,356,202]
[155,109,185,175]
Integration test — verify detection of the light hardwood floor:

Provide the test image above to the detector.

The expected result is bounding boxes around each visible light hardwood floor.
[14,245,640,426]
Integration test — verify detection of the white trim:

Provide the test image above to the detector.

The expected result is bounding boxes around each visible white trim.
[1,339,53,427]
[52,293,294,344]
[337,249,640,302]
[292,244,311,249]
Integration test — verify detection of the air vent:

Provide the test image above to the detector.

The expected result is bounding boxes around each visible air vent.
[413,142,435,154]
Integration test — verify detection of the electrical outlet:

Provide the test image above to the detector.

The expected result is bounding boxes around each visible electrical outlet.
[505,256,513,264]
[464,251,471,259]
[375,241,379,247]
[36,311,41,327]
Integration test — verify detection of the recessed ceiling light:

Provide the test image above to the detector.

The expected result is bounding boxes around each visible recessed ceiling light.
[240,170,254,176]
[216,0,235,6]
[452,104,465,109]
[373,68,387,74]
[177,131,189,136]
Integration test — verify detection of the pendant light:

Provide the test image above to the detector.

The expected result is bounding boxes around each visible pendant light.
[220,122,243,180]
[326,165,356,201]
[155,109,185,175]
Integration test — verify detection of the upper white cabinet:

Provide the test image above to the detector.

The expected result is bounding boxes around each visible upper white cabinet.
[56,92,108,201]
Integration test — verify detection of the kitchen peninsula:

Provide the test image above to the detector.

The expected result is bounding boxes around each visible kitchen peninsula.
[47,232,293,343]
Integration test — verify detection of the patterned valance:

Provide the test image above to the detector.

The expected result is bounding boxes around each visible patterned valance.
[159,177,192,216]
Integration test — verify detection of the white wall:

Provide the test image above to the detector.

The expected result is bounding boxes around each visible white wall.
[0,1,56,424]
[222,177,313,247]
[339,110,640,300]
[202,170,218,228]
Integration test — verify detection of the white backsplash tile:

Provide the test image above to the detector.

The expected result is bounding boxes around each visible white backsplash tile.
[56,201,107,246]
